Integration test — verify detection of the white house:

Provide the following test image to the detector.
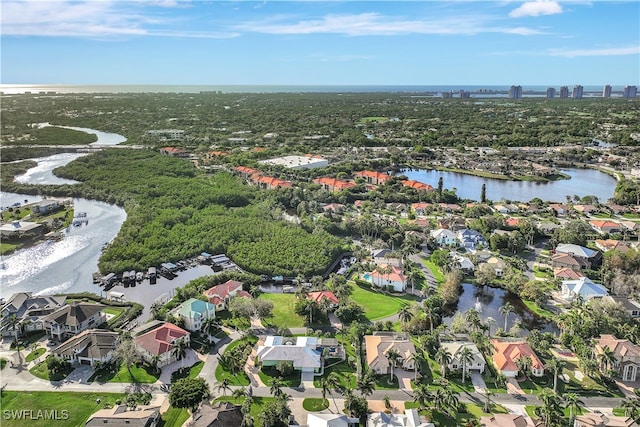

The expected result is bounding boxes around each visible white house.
[430,229,457,247]
[440,341,486,375]
[371,249,402,267]
[257,336,323,373]
[172,298,215,332]
[369,265,407,292]
[561,277,609,302]
[307,413,359,427]
[134,322,190,368]
[368,409,434,427]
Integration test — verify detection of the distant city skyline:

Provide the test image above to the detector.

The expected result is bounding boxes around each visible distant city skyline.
[1,1,638,86]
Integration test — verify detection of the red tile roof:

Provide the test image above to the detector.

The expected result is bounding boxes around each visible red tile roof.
[313,177,356,191]
[491,340,543,373]
[402,180,433,191]
[134,323,189,356]
[307,291,339,305]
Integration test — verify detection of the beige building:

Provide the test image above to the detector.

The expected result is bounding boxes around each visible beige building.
[365,333,416,375]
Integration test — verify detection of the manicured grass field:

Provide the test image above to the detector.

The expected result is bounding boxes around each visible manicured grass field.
[405,402,508,426]
[259,293,305,328]
[29,360,73,381]
[160,406,190,427]
[216,396,276,426]
[302,398,329,411]
[259,366,301,388]
[25,347,46,363]
[103,307,124,323]
[89,363,159,384]
[215,339,251,386]
[349,282,415,321]
[0,391,125,427]
[421,259,445,284]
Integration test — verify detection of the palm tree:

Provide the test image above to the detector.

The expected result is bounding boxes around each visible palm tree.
[483,389,493,413]
[459,346,475,383]
[383,395,392,410]
[201,316,218,338]
[385,348,400,383]
[215,377,231,397]
[621,396,640,420]
[564,392,584,423]
[435,347,452,378]
[326,372,342,413]
[536,388,563,427]
[408,350,425,383]
[269,376,284,398]
[171,337,188,369]
[597,346,617,376]
[406,268,422,295]
[423,303,439,334]
[547,357,566,393]
[485,316,496,337]
[232,386,248,400]
[356,370,375,397]
[465,309,482,333]
[499,302,515,331]
[398,305,413,326]
[317,376,330,407]
[412,383,432,410]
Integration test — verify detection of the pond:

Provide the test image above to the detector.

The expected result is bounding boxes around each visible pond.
[443,282,559,336]
[401,168,617,203]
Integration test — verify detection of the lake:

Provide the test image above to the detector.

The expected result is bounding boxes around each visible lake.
[401,168,617,203]
[443,282,559,336]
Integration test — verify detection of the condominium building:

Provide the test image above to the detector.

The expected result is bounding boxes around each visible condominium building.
[624,85,638,98]
[572,85,584,99]
[508,85,522,99]
[559,86,569,99]
[546,87,556,99]
[603,85,612,98]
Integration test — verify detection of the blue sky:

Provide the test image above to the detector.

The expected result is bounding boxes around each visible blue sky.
[1,0,638,86]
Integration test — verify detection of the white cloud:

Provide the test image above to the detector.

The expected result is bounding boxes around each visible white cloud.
[548,45,640,58]
[233,13,542,36]
[509,0,563,18]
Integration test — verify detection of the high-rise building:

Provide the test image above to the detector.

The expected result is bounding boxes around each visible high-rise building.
[603,85,612,98]
[546,87,556,99]
[509,85,523,99]
[559,86,569,99]
[623,85,638,98]
[572,85,583,99]
[459,90,471,98]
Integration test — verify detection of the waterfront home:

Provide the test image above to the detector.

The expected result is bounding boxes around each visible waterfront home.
[85,404,161,427]
[368,409,434,427]
[493,203,519,214]
[354,170,391,186]
[574,413,639,427]
[30,199,62,215]
[573,204,598,215]
[365,333,416,375]
[440,341,486,375]
[549,204,568,216]
[561,277,609,302]
[189,401,243,427]
[1,292,66,337]
[52,329,119,366]
[491,339,544,377]
[307,291,339,309]
[457,229,488,250]
[371,249,402,267]
[450,252,475,273]
[402,179,433,192]
[485,256,507,277]
[307,413,359,427]
[595,335,640,382]
[552,252,590,271]
[0,220,45,239]
[256,336,323,373]
[411,202,431,216]
[134,322,190,368]
[43,301,106,341]
[480,414,528,427]
[172,298,216,332]
[553,267,585,280]
[590,220,622,234]
[555,243,601,266]
[203,280,251,312]
[368,265,407,292]
[430,228,457,247]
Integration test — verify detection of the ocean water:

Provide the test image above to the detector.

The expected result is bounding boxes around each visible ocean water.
[0,84,616,95]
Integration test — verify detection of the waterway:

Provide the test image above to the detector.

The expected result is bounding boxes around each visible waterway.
[402,168,617,203]
[443,283,558,336]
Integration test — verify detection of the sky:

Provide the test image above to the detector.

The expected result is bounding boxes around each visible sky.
[1,0,639,86]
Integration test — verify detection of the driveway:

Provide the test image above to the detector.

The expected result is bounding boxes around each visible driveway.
[470,372,487,393]
[507,378,525,395]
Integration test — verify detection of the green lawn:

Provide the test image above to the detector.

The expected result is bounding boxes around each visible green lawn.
[313,360,357,389]
[216,396,277,427]
[0,358,7,369]
[0,391,124,427]
[25,347,46,363]
[404,402,508,426]
[29,360,73,381]
[214,339,252,386]
[375,374,399,389]
[259,293,305,328]
[421,259,445,284]
[171,361,205,382]
[349,282,415,321]
[258,366,301,388]
[159,406,190,427]
[522,299,555,319]
[89,363,159,384]
[302,398,329,411]
[103,307,124,324]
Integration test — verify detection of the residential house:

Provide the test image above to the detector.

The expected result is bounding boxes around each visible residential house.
[607,204,630,215]
[313,177,356,192]
[595,239,630,253]
[595,335,640,382]
[0,220,45,238]
[619,221,639,232]
[307,291,339,310]
[457,229,488,250]
[368,409,434,427]
[561,277,609,302]
[485,257,507,277]
[365,333,416,375]
[439,341,486,374]
[553,267,585,280]
[450,252,475,273]
[551,253,590,271]
[537,221,561,235]
[574,413,639,427]
[605,296,640,318]
[555,243,601,266]
[491,339,544,377]
[355,170,391,186]
[590,220,622,234]
[52,329,119,366]
[573,204,598,215]
[84,405,161,427]
[369,265,407,292]
[307,413,359,427]
[30,199,62,215]
[203,280,251,312]
[256,336,323,373]
[505,217,521,228]
[44,301,106,341]
[371,249,402,267]
[549,204,568,216]
[173,298,216,332]
[189,401,243,427]
[438,203,463,213]
[430,229,457,247]
[402,180,433,192]
[254,175,292,190]
[159,146,188,157]
[234,166,261,180]
[411,202,432,216]
[493,204,519,214]
[134,322,190,367]
[480,414,528,427]
[1,292,66,337]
